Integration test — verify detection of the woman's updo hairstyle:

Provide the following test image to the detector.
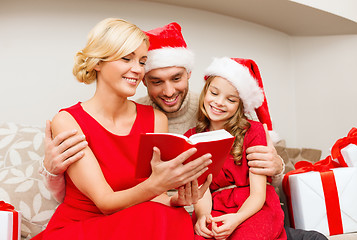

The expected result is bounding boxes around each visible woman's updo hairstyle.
[73,18,149,84]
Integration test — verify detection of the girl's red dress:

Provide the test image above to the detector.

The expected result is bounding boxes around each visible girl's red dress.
[185,120,286,240]
[34,102,194,240]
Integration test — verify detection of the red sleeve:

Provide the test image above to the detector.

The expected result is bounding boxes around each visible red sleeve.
[244,121,267,148]
[184,127,197,138]
[245,121,272,182]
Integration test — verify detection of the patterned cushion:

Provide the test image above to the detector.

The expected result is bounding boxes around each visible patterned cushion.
[0,122,58,239]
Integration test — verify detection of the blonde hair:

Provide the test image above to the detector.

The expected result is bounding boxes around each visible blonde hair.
[196,76,251,165]
[73,18,149,84]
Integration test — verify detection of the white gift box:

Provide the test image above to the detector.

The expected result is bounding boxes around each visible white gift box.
[289,167,357,236]
[0,210,21,240]
[341,144,357,167]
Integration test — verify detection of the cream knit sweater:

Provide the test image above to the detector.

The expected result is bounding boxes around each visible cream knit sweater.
[136,91,199,134]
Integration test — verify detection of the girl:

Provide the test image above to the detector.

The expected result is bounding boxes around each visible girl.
[34,18,212,240]
[186,57,286,240]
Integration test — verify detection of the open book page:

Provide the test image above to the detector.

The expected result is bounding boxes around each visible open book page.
[188,129,234,144]
[144,129,232,144]
[145,132,189,141]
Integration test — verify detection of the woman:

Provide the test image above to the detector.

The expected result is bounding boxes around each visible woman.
[35,18,212,240]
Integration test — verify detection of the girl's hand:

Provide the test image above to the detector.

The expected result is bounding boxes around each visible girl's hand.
[170,175,212,207]
[148,147,212,194]
[211,213,241,240]
[195,214,213,238]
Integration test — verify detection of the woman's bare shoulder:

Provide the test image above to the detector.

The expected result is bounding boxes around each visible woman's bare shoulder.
[153,108,168,133]
[51,111,82,136]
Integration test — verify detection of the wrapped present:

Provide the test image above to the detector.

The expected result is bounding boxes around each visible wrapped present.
[341,144,357,167]
[283,157,357,236]
[0,201,21,240]
[331,127,357,167]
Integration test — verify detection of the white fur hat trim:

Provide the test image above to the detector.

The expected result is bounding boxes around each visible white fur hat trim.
[145,47,194,73]
[204,57,264,114]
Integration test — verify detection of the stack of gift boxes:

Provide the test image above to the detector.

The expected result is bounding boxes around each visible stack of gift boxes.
[0,201,21,240]
[283,127,357,237]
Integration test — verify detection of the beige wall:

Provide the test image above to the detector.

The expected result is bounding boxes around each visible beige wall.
[0,0,356,157]
[292,35,357,157]
[291,0,357,22]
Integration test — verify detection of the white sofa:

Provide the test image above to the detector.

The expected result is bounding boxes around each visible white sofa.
[0,122,356,239]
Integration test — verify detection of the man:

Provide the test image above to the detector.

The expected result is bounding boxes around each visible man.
[137,22,284,182]
[41,22,325,240]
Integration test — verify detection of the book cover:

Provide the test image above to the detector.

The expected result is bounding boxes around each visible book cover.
[135,129,235,185]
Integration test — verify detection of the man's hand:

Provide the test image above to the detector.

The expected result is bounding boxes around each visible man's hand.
[246,124,283,177]
[43,120,88,175]
[170,175,212,207]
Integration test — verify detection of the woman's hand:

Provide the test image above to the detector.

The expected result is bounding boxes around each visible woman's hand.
[195,214,213,238]
[211,213,241,240]
[170,175,212,207]
[148,147,212,194]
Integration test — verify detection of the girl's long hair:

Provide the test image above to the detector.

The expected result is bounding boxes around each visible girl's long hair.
[196,76,251,165]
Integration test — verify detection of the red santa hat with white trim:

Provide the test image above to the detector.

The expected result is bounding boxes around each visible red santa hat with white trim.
[204,57,280,143]
[144,22,194,73]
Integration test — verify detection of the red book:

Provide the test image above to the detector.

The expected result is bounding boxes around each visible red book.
[135,129,235,185]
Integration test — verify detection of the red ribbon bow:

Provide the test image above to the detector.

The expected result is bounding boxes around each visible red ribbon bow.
[282,156,344,236]
[331,127,357,167]
[0,201,19,240]
[0,201,15,211]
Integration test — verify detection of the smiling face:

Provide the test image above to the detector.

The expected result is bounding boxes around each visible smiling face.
[95,41,148,98]
[203,76,240,130]
[143,66,190,113]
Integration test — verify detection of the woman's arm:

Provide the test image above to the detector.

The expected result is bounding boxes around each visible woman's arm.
[52,111,163,214]
[40,120,87,203]
[52,110,212,215]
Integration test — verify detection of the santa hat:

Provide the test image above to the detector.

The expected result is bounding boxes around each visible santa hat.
[204,57,280,143]
[144,22,194,73]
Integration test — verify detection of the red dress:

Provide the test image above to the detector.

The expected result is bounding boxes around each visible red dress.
[36,102,194,240]
[185,121,286,240]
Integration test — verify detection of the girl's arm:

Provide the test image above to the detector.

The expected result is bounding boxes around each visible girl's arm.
[193,188,214,238]
[211,172,266,239]
[233,171,266,222]
[194,188,212,217]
